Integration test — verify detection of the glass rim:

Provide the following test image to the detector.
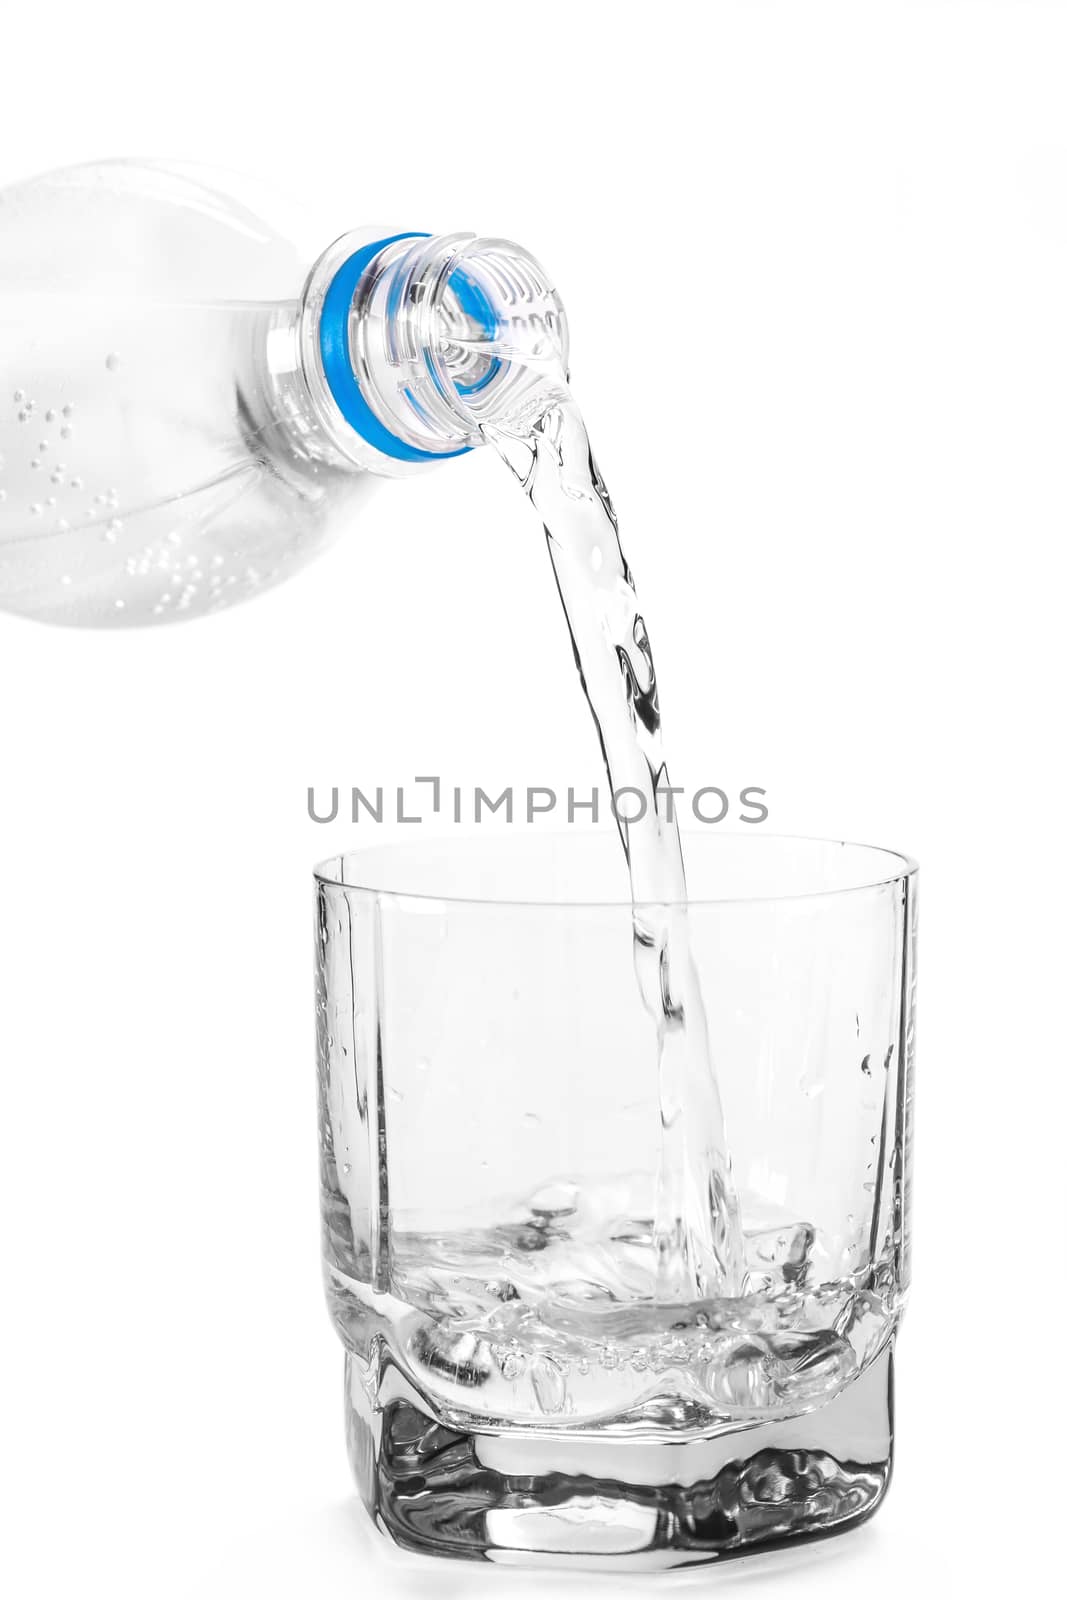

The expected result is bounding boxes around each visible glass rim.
[313,831,918,910]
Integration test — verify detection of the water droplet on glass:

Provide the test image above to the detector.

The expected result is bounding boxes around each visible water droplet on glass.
[62,403,74,419]
[105,353,120,373]
[45,409,56,423]
[860,1054,871,1076]
[13,389,25,403]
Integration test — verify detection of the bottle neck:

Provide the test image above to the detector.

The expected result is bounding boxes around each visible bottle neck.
[298,230,569,475]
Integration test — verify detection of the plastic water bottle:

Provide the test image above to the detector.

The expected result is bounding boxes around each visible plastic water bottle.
[0,161,567,626]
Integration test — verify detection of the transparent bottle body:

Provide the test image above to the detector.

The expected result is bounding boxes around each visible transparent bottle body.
[0,161,376,626]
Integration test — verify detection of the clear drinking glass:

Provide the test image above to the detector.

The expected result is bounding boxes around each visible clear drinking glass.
[313,833,916,1568]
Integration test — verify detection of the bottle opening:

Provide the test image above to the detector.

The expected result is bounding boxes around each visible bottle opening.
[302,230,569,472]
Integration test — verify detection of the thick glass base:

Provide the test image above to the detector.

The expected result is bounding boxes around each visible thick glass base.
[343,1342,894,1568]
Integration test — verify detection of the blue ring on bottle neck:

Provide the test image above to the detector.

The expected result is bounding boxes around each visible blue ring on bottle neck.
[319,232,472,464]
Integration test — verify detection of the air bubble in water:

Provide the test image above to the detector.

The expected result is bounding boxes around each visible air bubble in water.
[703,1334,776,1410]
[529,1181,580,1219]
[529,1354,566,1413]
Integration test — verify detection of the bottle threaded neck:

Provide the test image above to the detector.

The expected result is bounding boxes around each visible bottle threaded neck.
[300,230,569,474]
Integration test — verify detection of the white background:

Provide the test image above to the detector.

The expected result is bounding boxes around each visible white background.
[1,2,1063,1594]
